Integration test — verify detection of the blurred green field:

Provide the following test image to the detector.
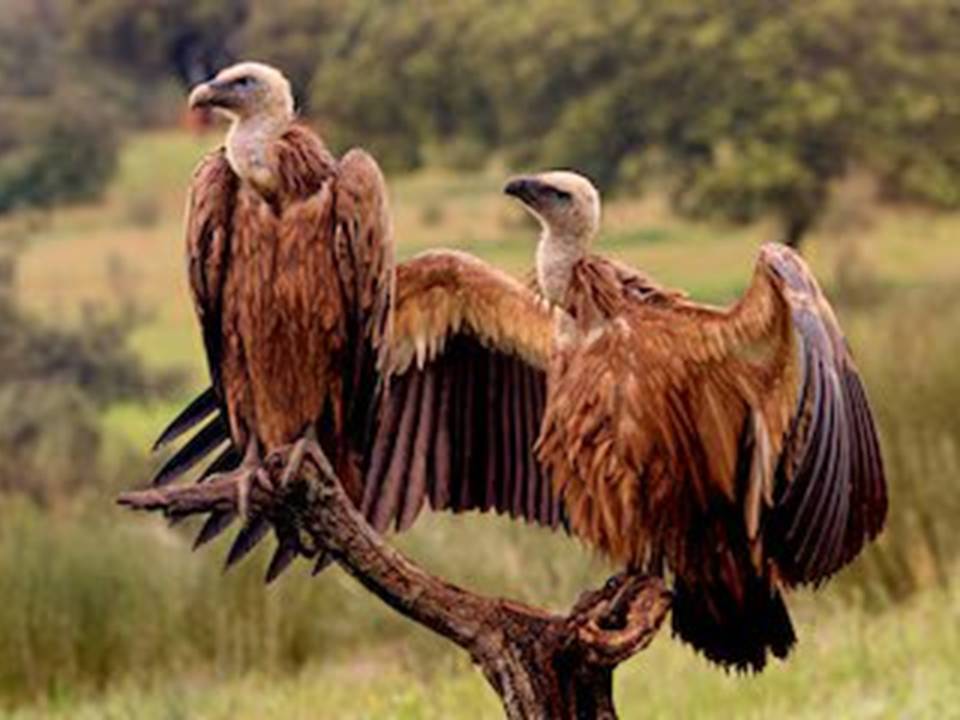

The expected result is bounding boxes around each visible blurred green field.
[5,131,960,718]
[9,583,960,720]
[17,132,960,382]
[3,497,959,720]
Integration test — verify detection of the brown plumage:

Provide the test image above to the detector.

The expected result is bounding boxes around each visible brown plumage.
[502,171,886,670]
[156,166,886,671]
[363,250,560,532]
[154,249,561,563]
[366,173,886,671]
[158,62,392,525]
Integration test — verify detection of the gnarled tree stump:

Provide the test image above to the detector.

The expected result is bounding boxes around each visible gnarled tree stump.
[119,447,671,719]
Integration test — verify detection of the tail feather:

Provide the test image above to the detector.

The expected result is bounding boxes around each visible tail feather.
[671,575,796,672]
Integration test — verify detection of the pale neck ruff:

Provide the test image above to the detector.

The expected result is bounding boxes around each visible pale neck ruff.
[225,113,291,189]
[536,230,583,306]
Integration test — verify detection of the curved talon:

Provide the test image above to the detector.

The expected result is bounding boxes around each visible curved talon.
[279,437,310,488]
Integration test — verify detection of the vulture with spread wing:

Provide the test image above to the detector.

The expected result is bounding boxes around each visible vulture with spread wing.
[500,171,886,670]
[157,162,885,670]
[154,62,392,567]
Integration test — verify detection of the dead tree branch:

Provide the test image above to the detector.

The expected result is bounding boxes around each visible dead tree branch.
[119,447,671,719]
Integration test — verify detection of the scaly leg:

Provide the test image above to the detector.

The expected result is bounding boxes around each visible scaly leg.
[205,435,269,521]
[277,425,335,489]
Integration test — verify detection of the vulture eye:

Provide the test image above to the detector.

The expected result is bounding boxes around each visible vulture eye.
[233,76,256,89]
[546,187,572,203]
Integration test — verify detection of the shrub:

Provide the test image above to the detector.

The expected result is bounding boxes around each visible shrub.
[0,88,121,215]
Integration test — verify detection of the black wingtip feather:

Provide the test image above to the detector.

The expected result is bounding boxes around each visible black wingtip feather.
[312,552,334,576]
[264,543,298,584]
[198,445,241,484]
[152,415,229,487]
[152,388,219,451]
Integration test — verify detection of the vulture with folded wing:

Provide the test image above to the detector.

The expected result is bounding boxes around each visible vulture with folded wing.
[157,165,886,671]
[154,61,392,564]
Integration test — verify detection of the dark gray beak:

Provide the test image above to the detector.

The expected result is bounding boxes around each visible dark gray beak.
[188,80,235,110]
[504,177,546,205]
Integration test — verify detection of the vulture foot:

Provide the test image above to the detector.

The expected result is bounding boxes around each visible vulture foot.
[256,431,336,582]
[272,429,332,491]
[204,461,271,522]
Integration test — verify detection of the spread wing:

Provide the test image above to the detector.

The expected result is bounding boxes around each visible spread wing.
[151,250,562,536]
[540,243,885,669]
[761,244,887,581]
[362,250,561,533]
[543,243,885,584]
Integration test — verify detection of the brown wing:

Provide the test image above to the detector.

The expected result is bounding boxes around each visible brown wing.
[145,151,237,484]
[185,149,238,405]
[361,250,561,534]
[539,243,885,669]
[331,149,394,451]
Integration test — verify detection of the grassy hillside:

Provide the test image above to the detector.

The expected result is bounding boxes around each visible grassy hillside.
[5,130,960,718]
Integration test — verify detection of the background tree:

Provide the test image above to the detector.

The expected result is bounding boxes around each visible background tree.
[307,0,499,171]
[0,0,121,213]
[477,0,960,248]
[10,0,956,246]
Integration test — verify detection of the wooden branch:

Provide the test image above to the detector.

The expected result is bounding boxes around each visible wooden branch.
[119,447,671,719]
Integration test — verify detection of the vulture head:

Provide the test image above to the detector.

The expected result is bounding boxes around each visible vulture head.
[504,171,601,248]
[505,171,601,304]
[188,61,295,123]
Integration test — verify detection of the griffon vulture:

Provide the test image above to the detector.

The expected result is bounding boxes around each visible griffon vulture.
[151,61,559,575]
[373,171,886,671]
[501,171,885,670]
[155,61,392,563]
[156,169,886,671]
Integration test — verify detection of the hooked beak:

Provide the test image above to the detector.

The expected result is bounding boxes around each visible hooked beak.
[503,176,545,206]
[188,80,231,110]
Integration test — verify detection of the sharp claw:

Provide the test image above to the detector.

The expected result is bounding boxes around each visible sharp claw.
[279,438,308,488]
[265,542,298,584]
[167,512,190,528]
[271,429,333,492]
[193,509,238,549]
[236,470,253,521]
[225,515,271,570]
[312,551,334,576]
[305,442,336,480]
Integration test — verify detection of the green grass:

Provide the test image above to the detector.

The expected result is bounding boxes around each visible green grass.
[9,580,959,719]
[6,130,960,717]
